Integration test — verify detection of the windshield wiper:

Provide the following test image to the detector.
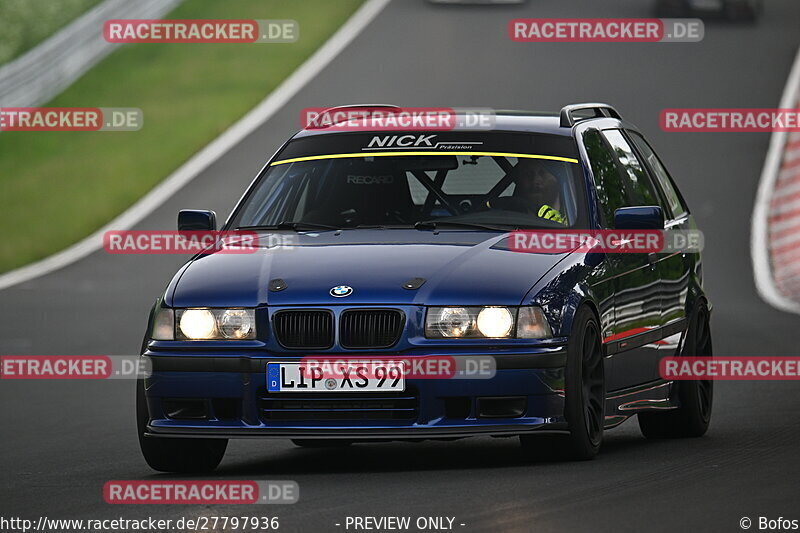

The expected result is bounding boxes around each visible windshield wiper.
[276,221,340,231]
[413,220,512,231]
[237,222,339,231]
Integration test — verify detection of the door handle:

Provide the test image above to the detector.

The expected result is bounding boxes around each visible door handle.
[648,252,658,265]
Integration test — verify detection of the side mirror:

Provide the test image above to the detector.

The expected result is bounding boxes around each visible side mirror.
[178,209,217,231]
[613,206,664,230]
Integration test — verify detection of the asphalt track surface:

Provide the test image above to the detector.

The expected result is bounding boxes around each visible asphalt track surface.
[2,1,800,532]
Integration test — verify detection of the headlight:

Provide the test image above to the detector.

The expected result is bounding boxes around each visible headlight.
[219,309,254,339]
[425,306,551,339]
[435,307,474,337]
[476,307,514,337]
[179,309,217,339]
[168,308,257,340]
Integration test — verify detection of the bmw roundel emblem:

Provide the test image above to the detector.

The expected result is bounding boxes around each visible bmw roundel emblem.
[330,285,353,297]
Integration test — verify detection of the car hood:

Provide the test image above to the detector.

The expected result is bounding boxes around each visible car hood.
[170,229,569,307]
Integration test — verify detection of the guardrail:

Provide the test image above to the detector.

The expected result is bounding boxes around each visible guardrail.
[0,0,183,108]
[751,46,800,314]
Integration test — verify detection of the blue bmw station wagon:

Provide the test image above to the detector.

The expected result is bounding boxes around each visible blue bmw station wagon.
[138,104,713,472]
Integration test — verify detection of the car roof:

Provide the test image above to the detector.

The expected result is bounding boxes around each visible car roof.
[293,103,635,138]
[293,110,574,139]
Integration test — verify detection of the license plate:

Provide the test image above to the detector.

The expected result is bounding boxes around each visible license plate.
[267,362,405,392]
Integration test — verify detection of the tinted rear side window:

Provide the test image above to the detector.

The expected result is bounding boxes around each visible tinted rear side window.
[627,131,686,218]
[601,129,662,209]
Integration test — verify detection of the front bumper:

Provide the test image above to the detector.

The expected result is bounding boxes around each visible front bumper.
[142,349,568,439]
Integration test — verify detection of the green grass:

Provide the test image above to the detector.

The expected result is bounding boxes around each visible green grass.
[0,0,364,273]
[0,0,104,64]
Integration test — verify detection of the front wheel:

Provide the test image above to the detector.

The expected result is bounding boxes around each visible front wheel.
[136,379,228,473]
[521,306,605,460]
[638,301,713,438]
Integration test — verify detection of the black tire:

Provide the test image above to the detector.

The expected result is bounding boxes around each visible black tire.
[521,306,605,460]
[638,301,713,438]
[136,379,228,473]
[291,439,353,448]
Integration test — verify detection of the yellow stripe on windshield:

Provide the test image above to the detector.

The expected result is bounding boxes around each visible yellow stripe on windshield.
[270,151,580,166]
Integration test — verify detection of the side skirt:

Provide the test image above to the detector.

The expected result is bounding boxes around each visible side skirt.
[603,380,678,429]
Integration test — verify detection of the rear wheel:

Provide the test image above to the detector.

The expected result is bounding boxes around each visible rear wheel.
[638,301,713,438]
[136,379,228,472]
[521,306,605,460]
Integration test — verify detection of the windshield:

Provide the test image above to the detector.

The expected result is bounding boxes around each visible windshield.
[230,136,588,230]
